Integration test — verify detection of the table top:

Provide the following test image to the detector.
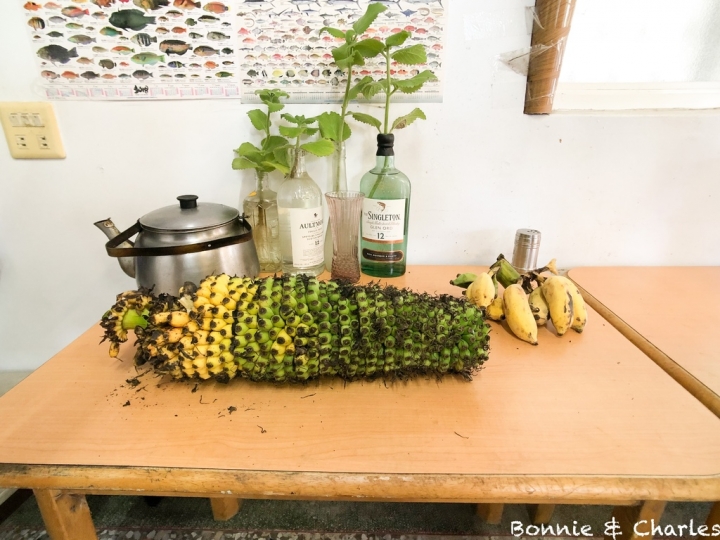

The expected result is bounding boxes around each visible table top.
[2,266,720,501]
[568,267,720,414]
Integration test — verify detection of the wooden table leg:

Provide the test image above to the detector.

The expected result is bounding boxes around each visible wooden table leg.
[708,502,720,527]
[476,503,504,524]
[34,489,97,540]
[527,503,556,524]
[606,501,666,540]
[210,497,242,521]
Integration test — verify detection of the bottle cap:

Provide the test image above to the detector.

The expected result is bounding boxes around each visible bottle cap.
[511,229,541,273]
[376,133,395,157]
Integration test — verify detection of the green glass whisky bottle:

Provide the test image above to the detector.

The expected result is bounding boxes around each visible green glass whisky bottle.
[359,134,411,278]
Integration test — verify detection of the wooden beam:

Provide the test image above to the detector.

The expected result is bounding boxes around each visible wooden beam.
[524,0,577,114]
[34,489,97,540]
[606,501,666,540]
[476,503,504,524]
[527,503,556,524]
[210,497,242,521]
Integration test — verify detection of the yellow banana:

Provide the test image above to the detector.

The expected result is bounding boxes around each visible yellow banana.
[465,272,496,308]
[486,296,505,321]
[528,287,549,326]
[503,284,538,345]
[555,276,588,333]
[541,276,573,336]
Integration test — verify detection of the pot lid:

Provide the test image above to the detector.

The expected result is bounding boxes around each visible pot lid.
[139,195,239,232]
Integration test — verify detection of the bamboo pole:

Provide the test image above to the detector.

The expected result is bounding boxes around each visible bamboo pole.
[524,0,577,114]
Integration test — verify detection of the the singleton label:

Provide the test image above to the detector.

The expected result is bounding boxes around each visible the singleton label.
[362,249,404,263]
[362,198,406,243]
[284,206,324,268]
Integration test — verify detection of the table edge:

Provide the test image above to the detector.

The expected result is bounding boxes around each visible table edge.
[1,463,719,503]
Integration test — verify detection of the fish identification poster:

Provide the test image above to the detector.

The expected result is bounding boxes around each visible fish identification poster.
[20,0,445,102]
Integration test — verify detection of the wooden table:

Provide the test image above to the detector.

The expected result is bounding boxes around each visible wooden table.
[568,267,720,529]
[2,266,720,540]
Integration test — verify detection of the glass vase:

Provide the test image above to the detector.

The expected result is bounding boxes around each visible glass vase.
[325,191,364,283]
[243,170,281,273]
[325,142,348,272]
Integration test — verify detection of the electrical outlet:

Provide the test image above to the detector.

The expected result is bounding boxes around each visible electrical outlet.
[0,102,65,159]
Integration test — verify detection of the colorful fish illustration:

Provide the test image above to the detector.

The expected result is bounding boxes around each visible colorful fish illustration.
[203,2,227,13]
[68,34,95,44]
[173,0,199,9]
[24,1,42,10]
[61,6,90,18]
[119,73,131,78]
[99,59,115,68]
[48,16,66,23]
[159,39,190,55]
[100,26,122,36]
[133,0,169,10]
[174,73,185,78]
[111,45,135,54]
[131,52,164,65]
[28,17,46,30]
[61,70,79,79]
[184,18,196,26]
[166,9,182,17]
[80,71,99,79]
[101,73,116,79]
[155,27,169,34]
[92,11,108,18]
[76,56,94,64]
[171,26,186,33]
[193,45,217,56]
[37,44,78,64]
[44,2,62,8]
[133,69,153,79]
[41,70,59,79]
[91,0,114,6]
[188,31,202,38]
[92,46,108,52]
[130,32,157,46]
[167,60,184,67]
[215,71,232,77]
[197,15,218,23]
[203,60,217,69]
[47,31,64,37]
[206,31,228,40]
[220,47,232,54]
[109,9,156,31]
[65,22,82,28]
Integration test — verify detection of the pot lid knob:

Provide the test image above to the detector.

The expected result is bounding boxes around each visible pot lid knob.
[177,195,198,210]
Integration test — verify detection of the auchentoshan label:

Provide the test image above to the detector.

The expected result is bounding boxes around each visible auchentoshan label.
[362,198,406,243]
[288,206,324,268]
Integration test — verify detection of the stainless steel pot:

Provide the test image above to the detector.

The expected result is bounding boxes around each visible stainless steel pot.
[95,195,260,295]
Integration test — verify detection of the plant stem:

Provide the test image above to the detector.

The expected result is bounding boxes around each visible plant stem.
[384,49,391,134]
[333,66,353,192]
[290,135,302,178]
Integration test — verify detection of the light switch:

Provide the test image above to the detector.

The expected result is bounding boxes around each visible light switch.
[0,102,65,159]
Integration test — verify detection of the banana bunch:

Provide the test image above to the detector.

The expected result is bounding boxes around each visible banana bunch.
[450,255,587,345]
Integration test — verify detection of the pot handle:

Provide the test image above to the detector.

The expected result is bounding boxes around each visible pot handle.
[105,220,254,258]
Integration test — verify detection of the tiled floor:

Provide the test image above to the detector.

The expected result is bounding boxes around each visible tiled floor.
[0,371,715,538]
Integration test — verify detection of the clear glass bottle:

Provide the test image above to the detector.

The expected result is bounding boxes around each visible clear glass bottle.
[324,142,348,272]
[243,170,281,273]
[359,134,411,278]
[277,149,325,276]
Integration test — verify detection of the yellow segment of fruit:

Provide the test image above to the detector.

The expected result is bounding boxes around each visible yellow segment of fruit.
[555,276,588,333]
[541,276,573,336]
[528,287,549,326]
[485,296,505,321]
[465,272,496,308]
[503,284,538,345]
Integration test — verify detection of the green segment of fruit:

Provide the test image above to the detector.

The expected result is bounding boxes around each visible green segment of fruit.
[101,274,491,383]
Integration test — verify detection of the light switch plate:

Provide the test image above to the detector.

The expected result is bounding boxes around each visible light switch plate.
[0,102,65,159]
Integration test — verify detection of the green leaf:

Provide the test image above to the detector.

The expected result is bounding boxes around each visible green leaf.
[301,139,335,157]
[266,101,284,113]
[354,38,385,58]
[255,89,289,103]
[261,160,290,175]
[279,125,305,138]
[391,108,426,131]
[360,80,387,100]
[261,135,288,151]
[391,44,427,65]
[304,127,319,136]
[320,26,345,39]
[392,70,437,94]
[317,112,352,142]
[385,30,410,48]
[348,76,373,100]
[273,147,290,168]
[232,157,259,170]
[335,55,355,71]
[234,142,261,157]
[345,29,356,43]
[247,109,269,131]
[280,113,299,125]
[349,112,382,132]
[331,43,350,64]
[352,3,387,35]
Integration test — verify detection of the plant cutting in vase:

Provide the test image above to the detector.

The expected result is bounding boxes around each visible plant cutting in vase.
[352,29,438,278]
[275,114,336,276]
[232,89,290,273]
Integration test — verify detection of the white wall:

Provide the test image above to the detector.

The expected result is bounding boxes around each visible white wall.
[2,0,720,371]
